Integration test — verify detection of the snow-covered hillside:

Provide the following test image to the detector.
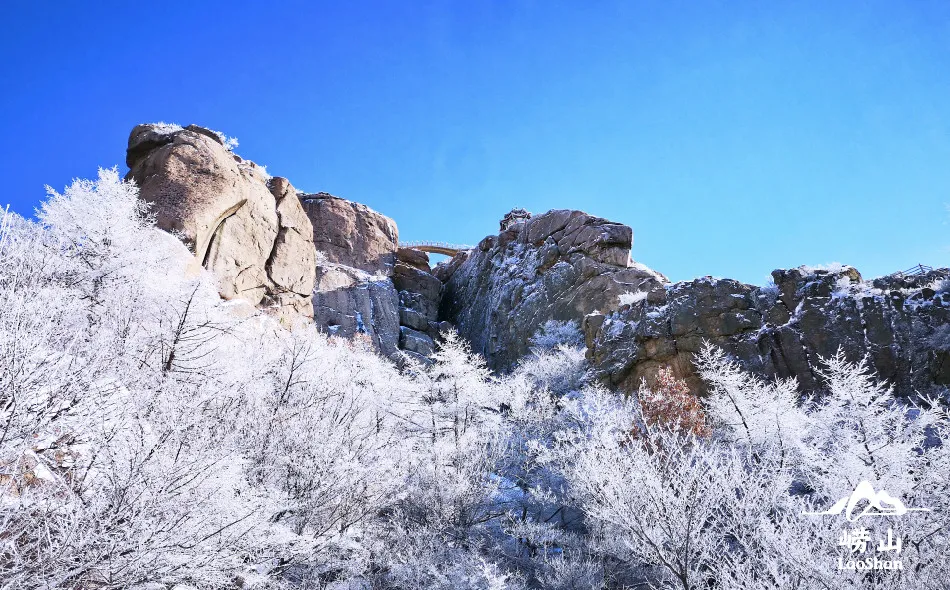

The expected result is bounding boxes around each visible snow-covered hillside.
[1,171,948,589]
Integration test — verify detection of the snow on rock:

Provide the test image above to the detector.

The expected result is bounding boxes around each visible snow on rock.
[585,264,950,395]
[126,123,445,359]
[440,209,667,371]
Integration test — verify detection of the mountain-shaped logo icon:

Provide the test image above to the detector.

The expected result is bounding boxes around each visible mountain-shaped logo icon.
[804,480,931,522]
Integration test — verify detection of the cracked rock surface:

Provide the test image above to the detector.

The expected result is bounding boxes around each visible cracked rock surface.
[126,123,443,358]
[585,266,950,395]
[126,123,315,323]
[439,209,667,371]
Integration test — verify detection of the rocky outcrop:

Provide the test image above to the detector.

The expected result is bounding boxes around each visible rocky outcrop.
[126,124,428,356]
[439,209,667,371]
[311,262,401,355]
[585,265,950,396]
[300,193,398,275]
[439,205,950,397]
[299,193,403,352]
[126,122,448,359]
[128,123,948,395]
[126,124,315,323]
[393,248,447,360]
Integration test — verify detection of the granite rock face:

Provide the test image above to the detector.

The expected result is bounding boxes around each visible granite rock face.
[311,262,401,356]
[584,265,950,395]
[307,243,446,359]
[126,124,315,322]
[127,122,448,358]
[300,193,403,353]
[439,209,667,371]
[392,248,446,361]
[300,193,398,275]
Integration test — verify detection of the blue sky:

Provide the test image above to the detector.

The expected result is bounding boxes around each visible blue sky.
[1,1,948,284]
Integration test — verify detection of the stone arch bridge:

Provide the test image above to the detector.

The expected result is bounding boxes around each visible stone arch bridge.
[399,240,474,257]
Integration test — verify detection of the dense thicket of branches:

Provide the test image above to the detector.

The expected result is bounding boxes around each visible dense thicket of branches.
[1,171,947,589]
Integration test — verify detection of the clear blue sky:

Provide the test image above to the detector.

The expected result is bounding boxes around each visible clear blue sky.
[2,1,948,284]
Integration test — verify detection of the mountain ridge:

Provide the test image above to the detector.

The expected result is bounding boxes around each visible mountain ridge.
[126,122,950,394]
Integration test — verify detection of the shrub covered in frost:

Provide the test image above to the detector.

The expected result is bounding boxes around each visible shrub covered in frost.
[1,171,948,589]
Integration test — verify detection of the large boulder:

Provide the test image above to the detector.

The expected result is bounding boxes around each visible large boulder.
[300,193,398,275]
[126,123,315,323]
[585,265,950,396]
[396,247,431,272]
[440,209,666,371]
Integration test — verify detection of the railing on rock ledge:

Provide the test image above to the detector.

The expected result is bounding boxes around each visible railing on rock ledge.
[399,240,474,257]
[891,264,936,278]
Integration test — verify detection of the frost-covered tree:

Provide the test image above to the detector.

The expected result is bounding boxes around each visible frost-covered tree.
[0,172,414,588]
[2,168,949,589]
[0,171,262,588]
[552,344,950,589]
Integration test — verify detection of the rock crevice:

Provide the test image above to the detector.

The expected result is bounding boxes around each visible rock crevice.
[127,123,446,360]
[393,248,449,361]
[126,124,315,323]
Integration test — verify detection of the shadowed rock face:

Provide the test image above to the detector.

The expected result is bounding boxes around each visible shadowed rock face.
[311,263,401,355]
[126,124,315,323]
[439,209,667,371]
[585,266,950,396]
[300,193,404,352]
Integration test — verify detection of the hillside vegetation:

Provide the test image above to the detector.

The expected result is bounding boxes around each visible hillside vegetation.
[1,171,948,589]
